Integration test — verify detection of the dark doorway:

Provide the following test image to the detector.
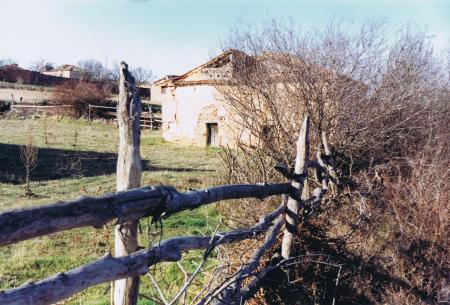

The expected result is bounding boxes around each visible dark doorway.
[206,123,219,146]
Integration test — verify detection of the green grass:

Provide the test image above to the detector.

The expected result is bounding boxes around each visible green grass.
[0,117,223,304]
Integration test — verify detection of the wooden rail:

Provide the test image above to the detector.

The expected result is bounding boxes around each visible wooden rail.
[0,183,291,247]
[0,205,284,305]
[88,104,162,129]
[0,115,339,305]
[10,104,72,108]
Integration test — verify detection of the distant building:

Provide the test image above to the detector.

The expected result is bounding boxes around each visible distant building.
[41,64,82,80]
[152,49,363,147]
[0,64,35,83]
[151,50,239,147]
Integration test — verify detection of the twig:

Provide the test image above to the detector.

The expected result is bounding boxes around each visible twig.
[139,293,167,305]
[177,262,189,305]
[241,255,341,301]
[332,265,342,305]
[168,221,223,305]
[147,273,169,305]
[214,196,288,304]
[190,257,228,305]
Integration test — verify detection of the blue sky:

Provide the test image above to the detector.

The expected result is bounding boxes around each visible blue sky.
[0,0,449,77]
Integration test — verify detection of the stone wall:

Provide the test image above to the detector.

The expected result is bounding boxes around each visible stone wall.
[0,66,79,87]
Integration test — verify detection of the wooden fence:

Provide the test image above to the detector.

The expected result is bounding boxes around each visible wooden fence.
[0,115,339,305]
[9,103,72,116]
[7,103,162,129]
[88,104,162,129]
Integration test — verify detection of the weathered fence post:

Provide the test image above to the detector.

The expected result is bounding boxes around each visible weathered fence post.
[281,115,310,259]
[113,61,142,305]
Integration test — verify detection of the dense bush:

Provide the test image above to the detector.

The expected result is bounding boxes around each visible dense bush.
[52,82,110,117]
[217,20,449,304]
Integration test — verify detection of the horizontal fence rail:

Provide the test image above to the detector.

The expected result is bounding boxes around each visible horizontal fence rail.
[10,104,72,108]
[0,204,285,305]
[0,183,292,247]
[88,103,162,129]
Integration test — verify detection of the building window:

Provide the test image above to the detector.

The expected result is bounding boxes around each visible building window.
[161,86,167,94]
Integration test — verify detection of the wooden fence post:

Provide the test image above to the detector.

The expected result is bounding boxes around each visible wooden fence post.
[281,115,310,259]
[112,61,142,305]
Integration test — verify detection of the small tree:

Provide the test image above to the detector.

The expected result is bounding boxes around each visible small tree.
[77,59,106,81]
[20,136,38,197]
[131,66,154,86]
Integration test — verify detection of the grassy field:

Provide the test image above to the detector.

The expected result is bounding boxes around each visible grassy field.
[0,117,223,304]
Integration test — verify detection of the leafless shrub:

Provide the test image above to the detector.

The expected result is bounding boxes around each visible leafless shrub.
[215,19,450,304]
[20,135,38,197]
[52,82,110,117]
[55,154,83,178]
[55,128,84,178]
[226,23,443,164]
[381,145,449,302]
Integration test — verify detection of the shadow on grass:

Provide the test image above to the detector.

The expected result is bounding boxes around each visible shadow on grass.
[0,143,210,184]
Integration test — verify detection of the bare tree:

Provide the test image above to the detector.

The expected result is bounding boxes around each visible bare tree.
[0,58,17,67]
[131,66,154,86]
[107,62,121,82]
[28,59,54,72]
[77,59,106,81]
[20,136,38,197]
[104,62,154,86]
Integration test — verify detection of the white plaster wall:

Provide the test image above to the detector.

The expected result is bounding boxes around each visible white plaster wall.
[42,71,63,78]
[150,84,166,105]
[42,70,81,80]
[161,85,233,146]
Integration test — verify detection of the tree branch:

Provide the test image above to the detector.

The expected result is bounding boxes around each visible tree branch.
[214,197,287,304]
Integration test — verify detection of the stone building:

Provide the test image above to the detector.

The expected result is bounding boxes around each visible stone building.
[151,50,240,147]
[0,64,79,86]
[41,64,83,80]
[152,50,363,147]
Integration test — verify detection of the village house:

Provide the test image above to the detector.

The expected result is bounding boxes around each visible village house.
[41,64,83,80]
[151,50,242,147]
[151,50,363,147]
[0,63,88,85]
